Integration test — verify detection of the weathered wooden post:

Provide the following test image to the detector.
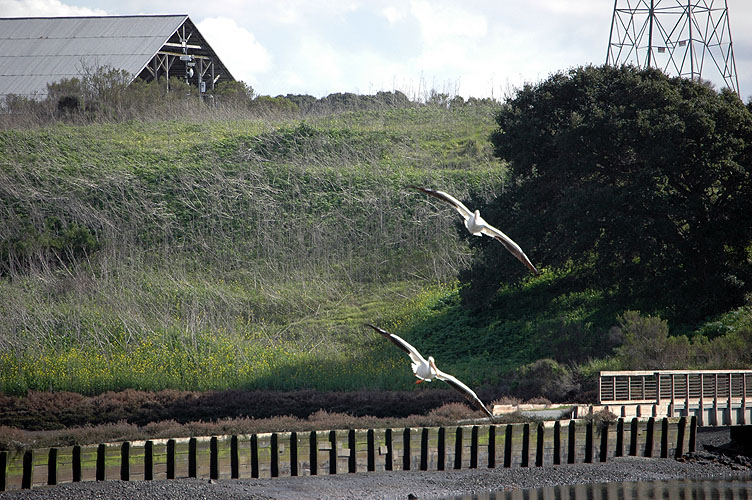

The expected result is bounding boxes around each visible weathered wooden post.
[599,422,609,462]
[470,426,479,469]
[645,417,655,457]
[384,429,393,471]
[144,440,154,480]
[689,416,697,452]
[615,418,624,457]
[585,421,593,463]
[47,448,58,486]
[521,423,530,467]
[437,427,445,471]
[536,423,545,467]
[0,450,7,491]
[188,437,198,478]
[675,417,686,458]
[308,431,317,475]
[348,430,357,474]
[553,421,561,465]
[488,425,496,468]
[21,450,33,489]
[367,429,375,472]
[250,435,259,478]
[72,445,82,482]
[661,418,669,458]
[420,428,429,471]
[166,439,175,480]
[210,437,219,480]
[567,421,576,464]
[504,424,513,468]
[290,432,298,477]
[402,428,411,471]
[95,443,106,481]
[454,427,463,470]
[121,442,130,481]
[629,418,638,456]
[328,430,337,475]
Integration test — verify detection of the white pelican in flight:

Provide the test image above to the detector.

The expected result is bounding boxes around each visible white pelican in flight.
[367,324,495,420]
[409,185,539,276]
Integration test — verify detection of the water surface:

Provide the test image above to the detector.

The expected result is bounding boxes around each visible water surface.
[443,477,752,500]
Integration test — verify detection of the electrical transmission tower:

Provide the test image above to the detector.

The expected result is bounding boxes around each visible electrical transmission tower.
[606,0,739,95]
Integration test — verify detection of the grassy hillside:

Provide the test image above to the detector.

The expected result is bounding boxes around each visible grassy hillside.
[0,104,512,395]
[2,102,749,400]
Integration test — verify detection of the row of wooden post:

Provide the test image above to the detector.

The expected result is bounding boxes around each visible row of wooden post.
[0,416,696,491]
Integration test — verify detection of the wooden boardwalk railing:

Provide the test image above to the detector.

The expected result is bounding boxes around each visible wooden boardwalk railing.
[0,417,696,491]
[599,370,752,426]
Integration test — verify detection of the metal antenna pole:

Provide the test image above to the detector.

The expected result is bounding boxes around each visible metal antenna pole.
[647,0,654,68]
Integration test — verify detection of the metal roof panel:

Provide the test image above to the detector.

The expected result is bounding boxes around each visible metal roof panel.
[0,15,193,98]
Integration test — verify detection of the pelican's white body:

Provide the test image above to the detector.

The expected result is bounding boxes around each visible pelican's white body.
[367,324,494,420]
[413,355,437,382]
[410,186,539,276]
[465,210,487,236]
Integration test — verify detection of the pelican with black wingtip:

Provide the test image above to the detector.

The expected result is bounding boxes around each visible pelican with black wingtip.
[408,185,539,276]
[366,324,495,421]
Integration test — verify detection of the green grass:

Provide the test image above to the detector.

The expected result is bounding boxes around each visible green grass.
[0,104,509,395]
[1,103,748,397]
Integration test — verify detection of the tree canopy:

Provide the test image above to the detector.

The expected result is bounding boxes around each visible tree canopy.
[461,65,752,323]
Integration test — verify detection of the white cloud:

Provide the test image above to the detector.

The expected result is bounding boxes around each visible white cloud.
[380,5,405,24]
[0,0,106,16]
[197,17,272,88]
[410,0,487,44]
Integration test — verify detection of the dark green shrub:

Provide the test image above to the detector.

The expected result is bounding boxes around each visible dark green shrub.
[510,358,579,401]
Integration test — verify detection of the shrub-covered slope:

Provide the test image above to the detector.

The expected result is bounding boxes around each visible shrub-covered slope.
[1,99,749,401]
[0,105,511,395]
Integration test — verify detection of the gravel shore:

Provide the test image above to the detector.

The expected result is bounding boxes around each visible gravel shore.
[3,428,750,500]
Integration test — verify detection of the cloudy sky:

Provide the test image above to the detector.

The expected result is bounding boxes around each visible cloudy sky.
[2,0,751,100]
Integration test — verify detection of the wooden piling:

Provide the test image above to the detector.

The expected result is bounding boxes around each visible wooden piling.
[553,421,561,465]
[166,440,175,480]
[289,433,298,477]
[366,429,375,472]
[47,448,58,486]
[143,441,153,481]
[21,450,33,489]
[661,418,669,458]
[437,427,445,471]
[308,431,317,475]
[536,423,544,467]
[188,438,197,478]
[488,426,496,468]
[209,437,219,480]
[72,445,81,482]
[615,418,624,457]
[504,424,513,468]
[629,418,638,456]
[0,450,7,491]
[599,422,609,462]
[453,427,463,470]
[120,442,130,481]
[675,417,686,458]
[0,417,702,490]
[645,417,655,457]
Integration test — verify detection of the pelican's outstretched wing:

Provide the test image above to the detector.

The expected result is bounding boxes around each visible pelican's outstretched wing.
[408,185,472,220]
[480,225,540,276]
[433,367,495,420]
[366,324,425,366]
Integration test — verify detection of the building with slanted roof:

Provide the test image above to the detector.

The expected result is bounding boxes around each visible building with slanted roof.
[0,14,234,100]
